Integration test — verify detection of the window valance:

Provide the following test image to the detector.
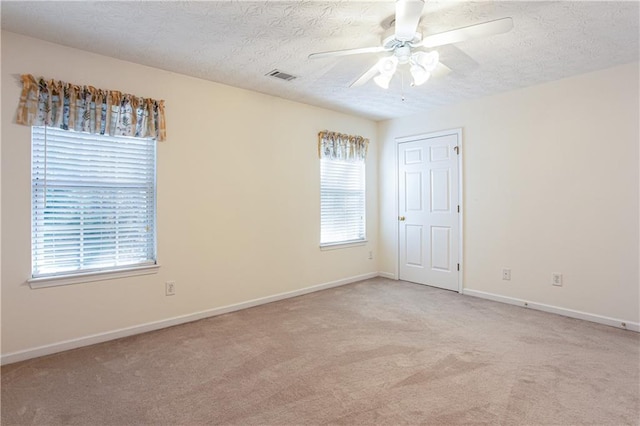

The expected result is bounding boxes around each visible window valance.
[16,74,166,142]
[318,130,368,163]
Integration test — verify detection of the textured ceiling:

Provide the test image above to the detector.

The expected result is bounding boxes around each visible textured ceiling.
[1,1,638,121]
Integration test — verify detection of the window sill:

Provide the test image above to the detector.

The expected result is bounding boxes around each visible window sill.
[28,264,160,289]
[320,240,368,251]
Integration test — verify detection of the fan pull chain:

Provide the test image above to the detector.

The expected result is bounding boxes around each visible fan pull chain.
[401,71,406,102]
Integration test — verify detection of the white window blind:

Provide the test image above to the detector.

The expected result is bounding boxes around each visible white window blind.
[320,159,366,246]
[31,126,157,278]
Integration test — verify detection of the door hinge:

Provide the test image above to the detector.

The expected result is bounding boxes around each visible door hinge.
[457,263,460,271]
[454,146,459,155]
[457,205,460,213]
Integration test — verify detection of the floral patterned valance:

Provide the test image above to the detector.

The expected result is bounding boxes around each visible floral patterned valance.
[318,130,368,163]
[16,74,166,142]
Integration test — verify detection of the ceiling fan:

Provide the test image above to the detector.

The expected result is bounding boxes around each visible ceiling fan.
[308,0,513,89]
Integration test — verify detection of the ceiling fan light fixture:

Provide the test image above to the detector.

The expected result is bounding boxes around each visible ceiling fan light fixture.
[374,73,393,89]
[410,64,431,86]
[377,56,399,76]
[412,50,439,71]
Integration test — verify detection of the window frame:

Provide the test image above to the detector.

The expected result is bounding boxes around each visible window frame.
[29,126,159,288]
[319,158,367,248]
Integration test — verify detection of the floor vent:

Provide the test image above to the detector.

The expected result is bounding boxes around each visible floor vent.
[266,69,297,81]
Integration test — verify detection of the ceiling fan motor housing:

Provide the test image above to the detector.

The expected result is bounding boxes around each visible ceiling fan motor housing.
[381,27,423,50]
[395,45,412,64]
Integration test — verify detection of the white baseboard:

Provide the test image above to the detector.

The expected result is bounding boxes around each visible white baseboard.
[1,272,379,365]
[462,288,640,332]
[378,271,396,279]
[9,275,631,365]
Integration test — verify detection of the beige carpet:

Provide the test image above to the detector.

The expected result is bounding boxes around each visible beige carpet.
[2,278,639,425]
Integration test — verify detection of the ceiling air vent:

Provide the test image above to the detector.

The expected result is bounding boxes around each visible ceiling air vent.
[266,69,297,82]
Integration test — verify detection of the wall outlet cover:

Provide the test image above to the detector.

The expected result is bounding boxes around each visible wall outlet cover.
[502,268,511,280]
[552,273,563,286]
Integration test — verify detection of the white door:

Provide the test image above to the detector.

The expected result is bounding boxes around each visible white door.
[398,133,460,291]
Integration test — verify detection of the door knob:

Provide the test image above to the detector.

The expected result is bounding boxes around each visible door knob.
[398,216,406,221]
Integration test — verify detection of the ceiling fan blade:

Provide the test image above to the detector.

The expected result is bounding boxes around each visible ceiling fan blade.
[349,63,380,88]
[308,46,387,60]
[395,0,425,41]
[418,17,513,48]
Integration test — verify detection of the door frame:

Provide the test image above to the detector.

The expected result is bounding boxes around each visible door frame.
[394,128,464,293]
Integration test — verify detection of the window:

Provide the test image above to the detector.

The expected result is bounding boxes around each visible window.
[31,126,157,279]
[320,158,366,246]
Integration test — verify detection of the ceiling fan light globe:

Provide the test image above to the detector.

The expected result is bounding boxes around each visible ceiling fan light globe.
[377,56,399,76]
[413,50,439,71]
[424,51,440,71]
[410,65,431,86]
[374,73,392,89]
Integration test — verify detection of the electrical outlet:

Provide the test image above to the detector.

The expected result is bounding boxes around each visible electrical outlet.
[368,251,373,260]
[552,273,563,286]
[166,281,176,296]
[502,268,511,280]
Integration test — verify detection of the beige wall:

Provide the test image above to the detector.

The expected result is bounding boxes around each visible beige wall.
[2,30,638,359]
[378,62,640,323]
[1,32,379,356]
